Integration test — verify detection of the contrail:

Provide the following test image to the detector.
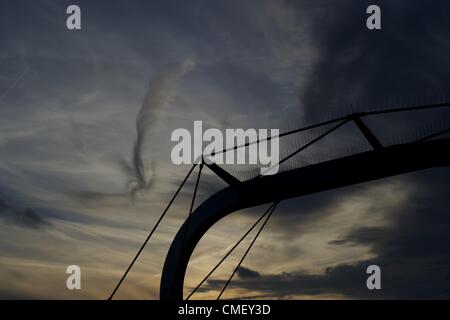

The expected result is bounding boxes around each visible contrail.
[129,58,195,198]
[0,69,28,105]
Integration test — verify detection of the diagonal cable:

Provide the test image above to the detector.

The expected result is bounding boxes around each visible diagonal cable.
[217,201,280,300]
[186,202,277,300]
[206,118,344,157]
[259,119,350,176]
[180,162,204,250]
[108,163,197,300]
[413,127,450,143]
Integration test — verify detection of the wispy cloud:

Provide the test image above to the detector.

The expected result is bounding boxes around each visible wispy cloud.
[129,58,195,198]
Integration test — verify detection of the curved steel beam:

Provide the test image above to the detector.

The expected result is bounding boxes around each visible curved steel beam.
[160,138,450,300]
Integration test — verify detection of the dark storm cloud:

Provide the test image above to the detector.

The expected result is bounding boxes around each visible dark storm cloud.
[283,0,450,298]
[297,0,450,121]
[296,0,450,273]
[197,0,450,299]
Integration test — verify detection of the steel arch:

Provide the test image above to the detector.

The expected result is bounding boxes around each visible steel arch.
[160,138,450,300]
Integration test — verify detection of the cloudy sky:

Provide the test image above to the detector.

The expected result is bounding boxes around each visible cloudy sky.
[0,0,450,299]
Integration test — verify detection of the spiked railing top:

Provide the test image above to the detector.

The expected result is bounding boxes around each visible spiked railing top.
[205,101,450,158]
[203,101,450,185]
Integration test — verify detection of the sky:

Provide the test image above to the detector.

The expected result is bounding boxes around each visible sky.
[0,0,450,299]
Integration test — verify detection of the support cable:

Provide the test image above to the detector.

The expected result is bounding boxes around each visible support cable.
[180,162,204,251]
[414,127,450,143]
[217,201,280,300]
[259,119,350,176]
[186,202,277,300]
[108,164,197,300]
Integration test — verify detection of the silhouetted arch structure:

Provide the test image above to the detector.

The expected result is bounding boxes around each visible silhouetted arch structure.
[159,103,450,300]
[160,137,450,299]
[106,102,450,301]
